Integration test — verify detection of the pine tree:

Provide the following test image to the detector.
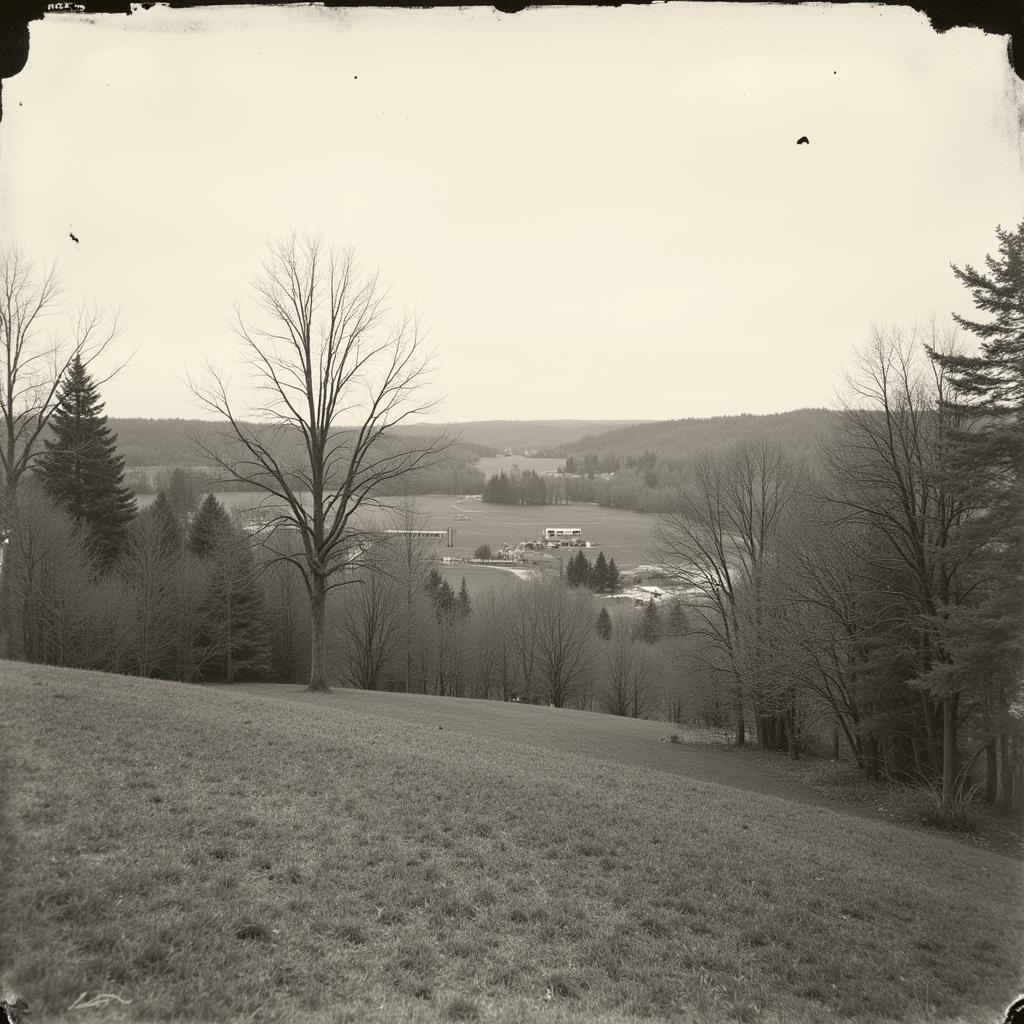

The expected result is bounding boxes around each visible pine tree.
[167,467,200,525]
[189,493,232,557]
[637,599,660,644]
[927,220,1024,810]
[36,354,137,565]
[456,577,472,618]
[596,606,612,639]
[576,551,591,588]
[592,551,609,592]
[606,558,621,592]
[147,491,182,554]
[196,523,271,683]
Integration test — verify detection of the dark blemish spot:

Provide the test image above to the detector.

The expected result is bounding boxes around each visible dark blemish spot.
[69,232,79,243]
[797,136,809,145]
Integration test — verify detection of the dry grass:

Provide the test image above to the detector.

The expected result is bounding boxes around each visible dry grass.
[2,662,1022,1023]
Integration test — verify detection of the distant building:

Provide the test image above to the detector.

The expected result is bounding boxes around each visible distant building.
[543,527,582,540]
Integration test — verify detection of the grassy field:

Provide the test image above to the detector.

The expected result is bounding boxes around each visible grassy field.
[3,663,1021,1024]
[137,491,658,569]
[437,562,526,599]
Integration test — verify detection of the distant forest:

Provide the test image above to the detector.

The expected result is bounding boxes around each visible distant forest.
[552,409,837,512]
[110,411,839,510]
[110,419,488,497]
[429,419,650,452]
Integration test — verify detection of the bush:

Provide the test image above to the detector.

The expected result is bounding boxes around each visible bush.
[474,544,492,560]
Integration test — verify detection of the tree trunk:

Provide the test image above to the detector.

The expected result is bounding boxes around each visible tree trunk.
[999,728,1014,814]
[307,573,330,691]
[941,692,958,813]
[922,695,941,781]
[985,737,998,806]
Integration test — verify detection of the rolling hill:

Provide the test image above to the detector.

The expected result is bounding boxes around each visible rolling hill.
[3,662,1020,1023]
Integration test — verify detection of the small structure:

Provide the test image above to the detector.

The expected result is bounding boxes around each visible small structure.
[384,528,454,547]
[543,527,582,541]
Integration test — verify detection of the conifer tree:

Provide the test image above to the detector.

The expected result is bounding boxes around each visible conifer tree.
[147,491,182,554]
[637,599,661,644]
[606,558,621,592]
[576,551,591,588]
[189,493,232,558]
[189,498,270,683]
[927,220,1024,810]
[456,577,472,618]
[36,354,136,565]
[596,605,612,639]
[167,467,200,525]
[592,551,609,592]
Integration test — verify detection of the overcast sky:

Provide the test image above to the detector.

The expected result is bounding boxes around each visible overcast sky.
[1,3,1021,423]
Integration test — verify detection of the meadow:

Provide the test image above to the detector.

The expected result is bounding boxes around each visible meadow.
[3,662,1021,1024]
[140,490,659,571]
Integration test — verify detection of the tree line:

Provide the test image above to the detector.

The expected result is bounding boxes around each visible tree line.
[653,222,1023,815]
[482,468,568,505]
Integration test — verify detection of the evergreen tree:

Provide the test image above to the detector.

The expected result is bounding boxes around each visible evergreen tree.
[425,567,444,601]
[565,553,578,587]
[147,491,182,555]
[189,493,232,557]
[36,354,137,565]
[566,551,590,588]
[437,579,455,614]
[927,220,1024,810]
[666,598,688,639]
[196,523,271,683]
[576,551,591,588]
[637,599,660,644]
[167,467,200,524]
[592,551,609,592]
[456,577,472,618]
[596,606,612,639]
[606,558,621,592]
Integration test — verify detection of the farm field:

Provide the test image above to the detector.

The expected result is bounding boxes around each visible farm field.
[138,491,658,570]
[436,561,528,599]
[4,662,1022,1024]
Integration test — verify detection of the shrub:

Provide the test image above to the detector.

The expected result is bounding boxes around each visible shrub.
[445,996,481,1021]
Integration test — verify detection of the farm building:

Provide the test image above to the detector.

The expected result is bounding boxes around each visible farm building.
[543,527,582,540]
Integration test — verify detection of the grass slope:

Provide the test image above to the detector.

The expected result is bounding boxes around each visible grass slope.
[3,663,1021,1024]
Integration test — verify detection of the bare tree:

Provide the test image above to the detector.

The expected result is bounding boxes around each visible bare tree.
[654,440,798,746]
[336,540,402,690]
[825,326,977,810]
[0,244,122,656]
[387,497,433,693]
[0,245,121,503]
[601,607,653,718]
[531,577,595,708]
[191,235,449,690]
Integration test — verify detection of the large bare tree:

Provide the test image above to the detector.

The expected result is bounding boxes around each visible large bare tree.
[192,235,448,691]
[654,440,799,746]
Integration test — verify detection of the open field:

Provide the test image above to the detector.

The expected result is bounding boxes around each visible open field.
[436,562,527,599]
[3,663,1021,1024]
[137,491,658,569]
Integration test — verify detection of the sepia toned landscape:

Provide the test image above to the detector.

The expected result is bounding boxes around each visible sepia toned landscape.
[1,5,1022,1024]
